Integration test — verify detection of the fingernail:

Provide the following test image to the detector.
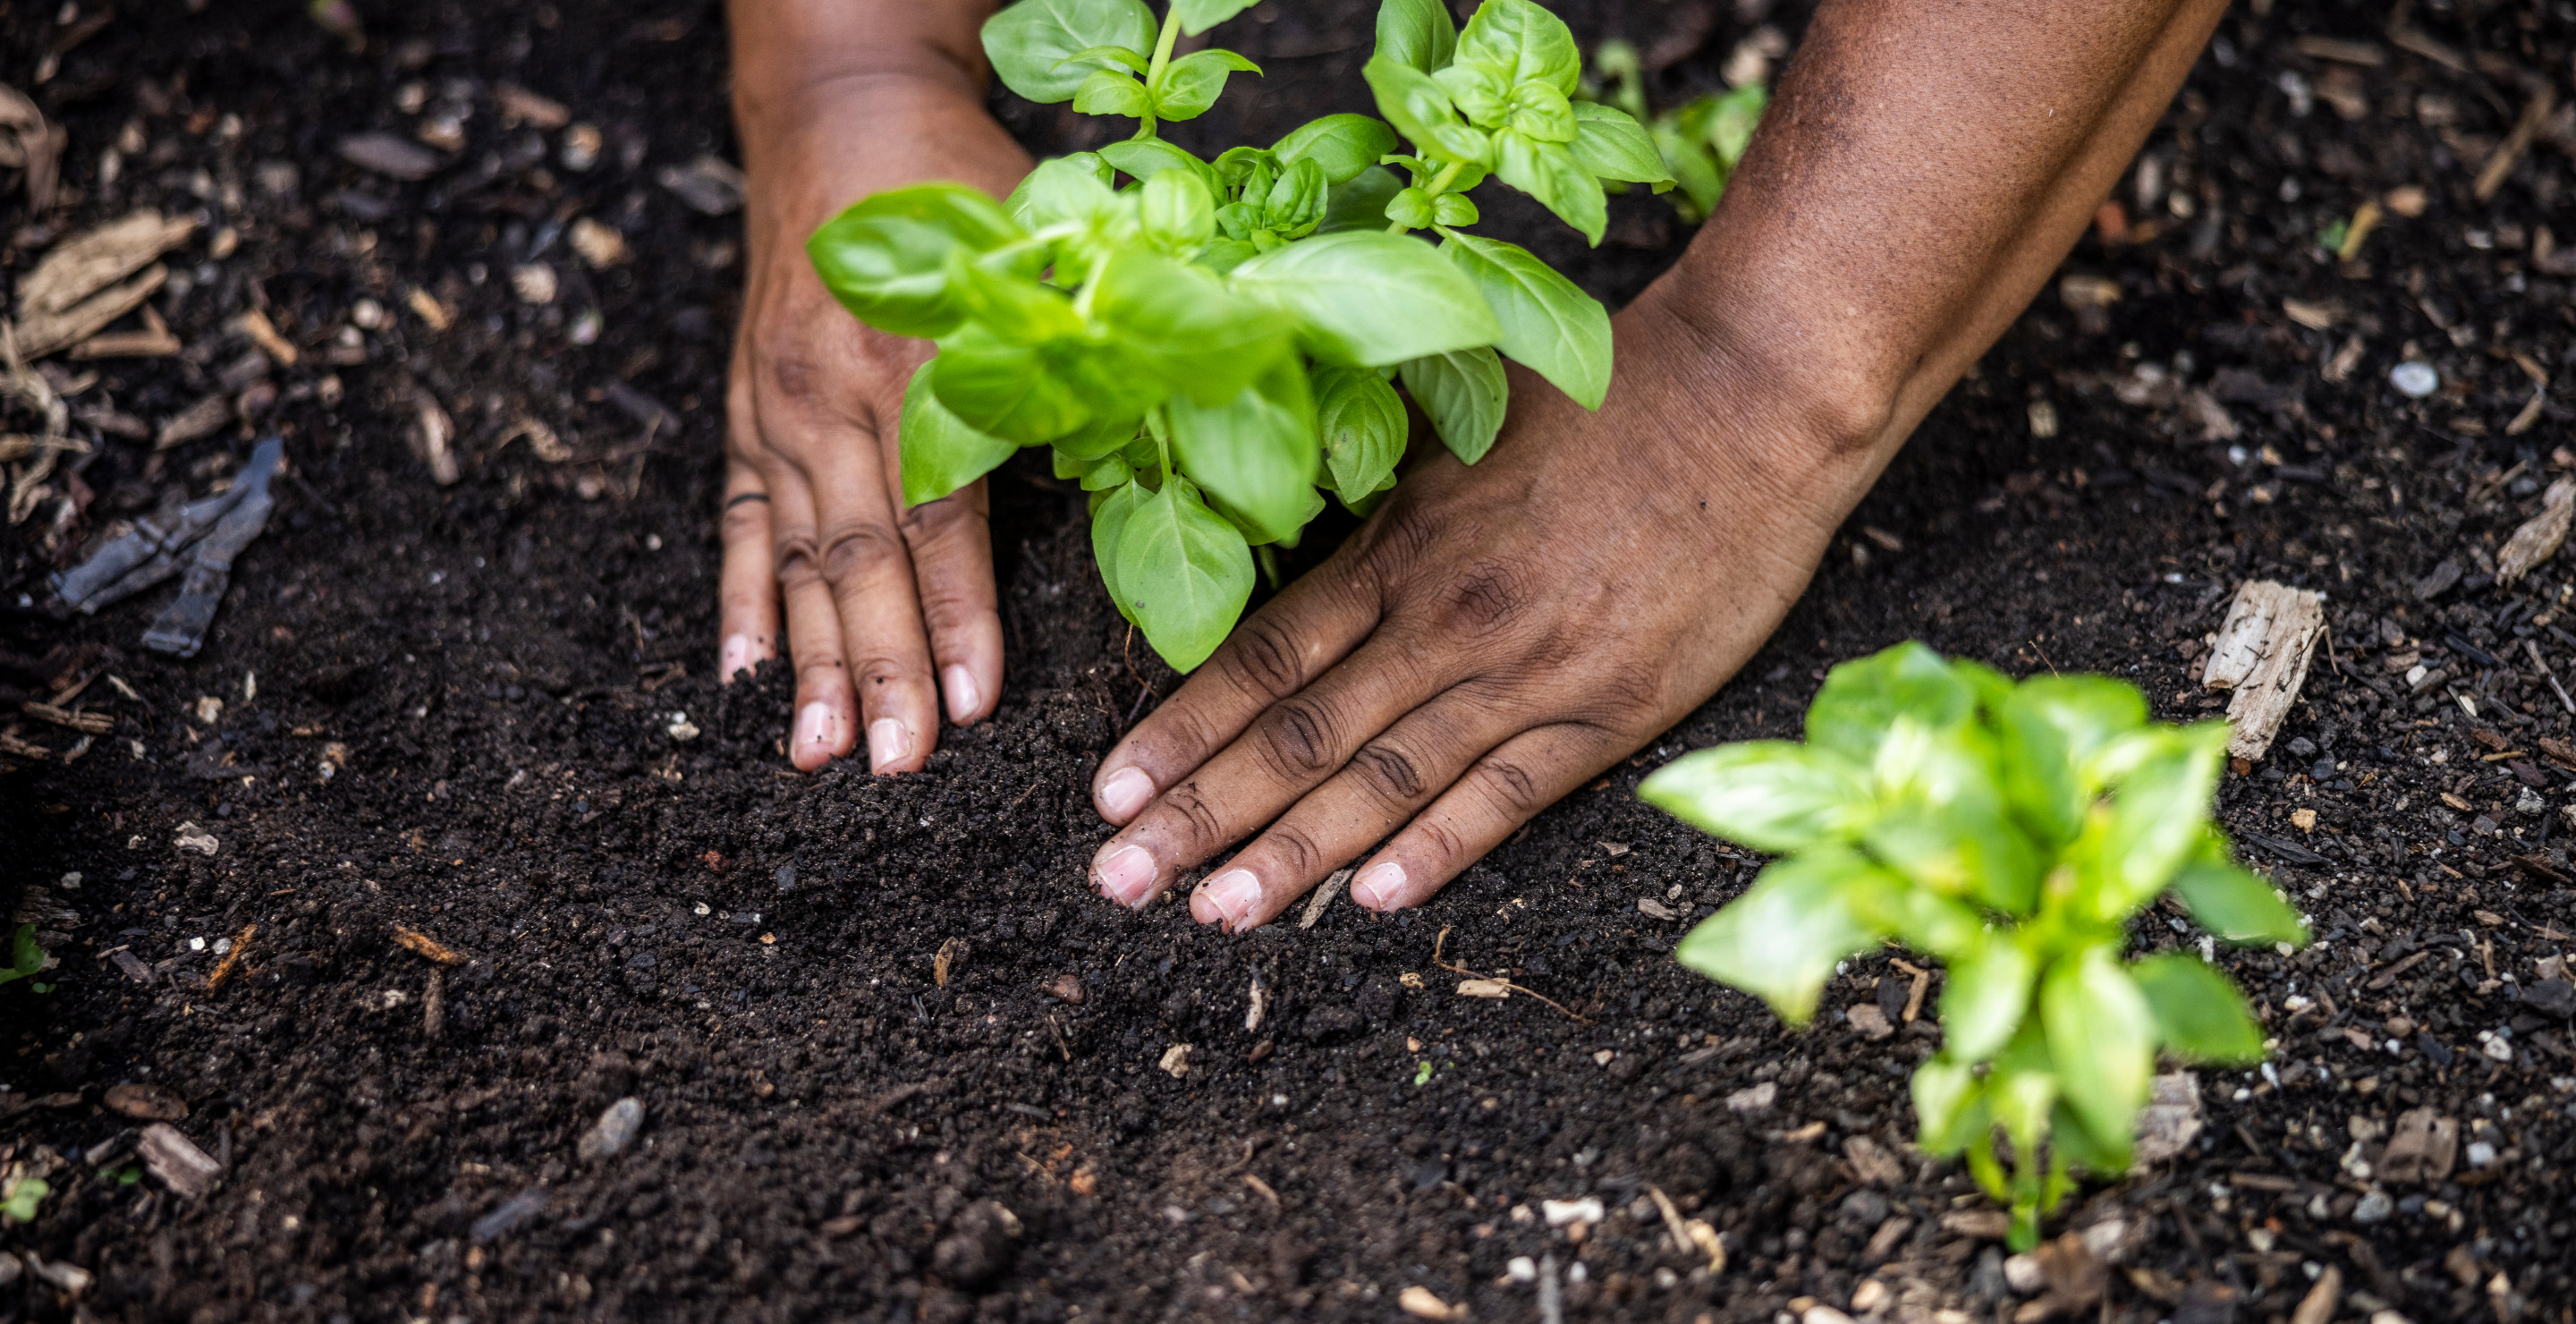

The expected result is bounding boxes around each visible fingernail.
[942,665,981,724]
[721,634,756,683]
[1194,869,1262,931]
[868,718,912,772]
[794,702,837,754]
[1092,844,1157,909]
[1353,861,1406,911]
[1098,766,1154,821]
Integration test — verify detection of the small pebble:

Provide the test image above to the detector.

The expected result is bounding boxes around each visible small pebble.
[2351,1190,2394,1224]
[578,1097,645,1162]
[2389,361,2438,397]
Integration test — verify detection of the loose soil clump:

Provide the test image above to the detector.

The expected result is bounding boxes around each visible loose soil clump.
[2,2,2572,1321]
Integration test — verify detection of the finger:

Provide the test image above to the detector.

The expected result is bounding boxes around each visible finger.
[807,448,942,775]
[767,469,860,771]
[1186,688,1523,933]
[1086,628,1444,910]
[1089,552,1381,827]
[717,474,781,685]
[897,479,1003,726]
[1349,722,1628,912]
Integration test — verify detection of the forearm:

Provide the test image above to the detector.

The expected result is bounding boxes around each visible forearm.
[1650,0,2224,460]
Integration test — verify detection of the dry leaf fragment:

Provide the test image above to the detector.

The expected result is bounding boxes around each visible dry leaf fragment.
[405,287,452,332]
[15,211,196,318]
[103,1082,189,1122]
[496,417,571,463]
[933,937,959,988]
[1157,1043,1191,1078]
[2496,479,2576,586]
[1299,868,1349,928]
[13,264,170,361]
[568,216,629,267]
[231,309,298,367]
[409,388,459,485]
[494,82,571,129]
[2475,87,2556,203]
[1456,978,1511,998]
[391,924,465,966]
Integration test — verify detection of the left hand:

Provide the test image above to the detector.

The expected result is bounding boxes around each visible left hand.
[1081,292,1885,930]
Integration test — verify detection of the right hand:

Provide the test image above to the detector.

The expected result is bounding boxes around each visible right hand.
[719,72,1030,772]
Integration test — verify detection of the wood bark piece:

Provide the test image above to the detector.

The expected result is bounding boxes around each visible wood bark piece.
[15,211,195,318]
[138,1122,223,1197]
[2496,479,2576,586]
[2200,579,2325,761]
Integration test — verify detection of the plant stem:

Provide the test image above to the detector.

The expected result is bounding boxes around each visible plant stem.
[1134,10,1183,140]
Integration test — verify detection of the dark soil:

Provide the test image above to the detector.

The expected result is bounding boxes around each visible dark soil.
[4,1,2574,1321]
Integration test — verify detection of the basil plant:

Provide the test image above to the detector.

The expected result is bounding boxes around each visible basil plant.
[1582,39,1767,223]
[1640,644,2309,1250]
[805,0,1674,670]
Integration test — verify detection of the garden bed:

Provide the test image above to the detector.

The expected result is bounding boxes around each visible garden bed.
[2,0,2572,1320]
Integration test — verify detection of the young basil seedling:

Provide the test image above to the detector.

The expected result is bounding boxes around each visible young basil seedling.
[806,0,1672,671]
[1640,643,2309,1251]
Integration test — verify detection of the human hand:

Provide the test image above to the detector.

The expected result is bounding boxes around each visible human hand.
[718,70,1030,771]
[1080,291,1889,929]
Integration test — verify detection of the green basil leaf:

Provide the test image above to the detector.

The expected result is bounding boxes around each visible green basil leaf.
[1396,346,1506,463]
[1806,641,1976,762]
[1165,360,1320,546]
[1116,476,1254,670]
[1227,230,1499,366]
[806,183,1022,338]
[2015,675,2150,781]
[1004,152,1118,230]
[1658,124,1723,219]
[1313,365,1407,505]
[1193,237,1259,274]
[2168,837,2308,946]
[1139,168,1217,250]
[1910,1058,1987,1157]
[1437,230,1611,409]
[1374,0,1455,72]
[1862,717,2043,913]
[2039,946,2155,1167]
[1320,166,1407,233]
[1989,689,2084,851]
[1273,114,1401,184]
[1260,157,1329,238]
[1212,144,1279,192]
[1098,138,1221,195]
[1568,101,1675,186]
[1453,0,1580,94]
[1431,61,1513,126]
[1672,844,1887,1025]
[1938,938,2038,1064]
[1363,53,1494,166]
[1431,193,1478,225]
[1707,82,1768,166]
[1988,1023,2059,1152]
[1073,69,1153,119]
[1058,43,1149,74]
[2130,953,2267,1065]
[1386,186,1436,230]
[945,249,1086,344]
[1504,82,1578,143]
[1638,740,1870,854]
[1493,129,1607,245]
[898,361,1020,506]
[983,0,1157,104]
[2047,1100,2132,1175]
[1089,244,1294,404]
[1089,479,1148,624]
[1168,0,1256,35]
[1053,411,1147,460]
[2094,725,2227,919]
[928,324,1102,445]
[1078,454,1133,490]
[1153,47,1260,121]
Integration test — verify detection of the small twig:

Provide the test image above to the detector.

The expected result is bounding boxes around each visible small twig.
[205,922,257,992]
[2029,640,2060,675]
[1430,926,1592,1023]
[2526,639,2575,715]
[1046,1013,1071,1062]
[1123,624,1162,700]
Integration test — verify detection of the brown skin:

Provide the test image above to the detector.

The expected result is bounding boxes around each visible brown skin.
[723,0,2229,921]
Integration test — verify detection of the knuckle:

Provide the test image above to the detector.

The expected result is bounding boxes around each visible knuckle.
[1351,739,1428,803]
[1252,695,1341,778]
[1412,816,1468,866]
[819,521,909,588]
[720,498,770,545]
[1473,754,1544,814]
[1437,556,1530,636]
[1159,781,1228,853]
[772,531,825,590]
[1261,824,1326,881]
[1218,614,1309,702]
